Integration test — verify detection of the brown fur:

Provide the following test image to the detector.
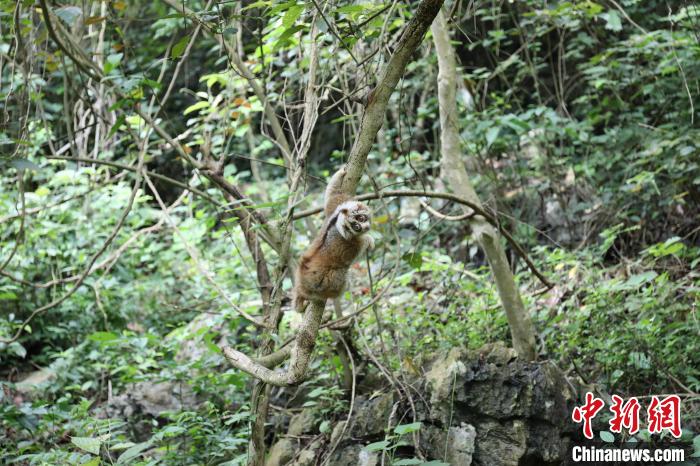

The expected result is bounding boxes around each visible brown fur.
[292,168,373,312]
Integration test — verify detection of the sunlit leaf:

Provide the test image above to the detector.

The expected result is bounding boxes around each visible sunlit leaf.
[184,101,210,115]
[363,440,390,452]
[282,4,304,28]
[71,436,102,455]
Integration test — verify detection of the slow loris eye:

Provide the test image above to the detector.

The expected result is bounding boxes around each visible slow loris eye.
[356,214,367,222]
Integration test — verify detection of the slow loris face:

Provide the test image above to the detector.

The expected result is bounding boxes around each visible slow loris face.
[335,201,371,239]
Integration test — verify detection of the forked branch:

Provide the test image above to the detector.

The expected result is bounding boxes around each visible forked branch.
[222,0,445,386]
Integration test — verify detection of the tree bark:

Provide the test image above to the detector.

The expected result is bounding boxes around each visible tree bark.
[224,0,446,386]
[431,9,537,361]
[338,0,445,194]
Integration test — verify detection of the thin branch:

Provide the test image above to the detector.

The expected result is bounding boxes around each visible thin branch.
[46,156,222,206]
[607,0,647,34]
[0,171,25,272]
[38,0,100,81]
[142,172,271,329]
[309,0,361,65]
[157,0,213,112]
[419,198,475,221]
[339,0,445,194]
[0,151,146,344]
[223,0,447,389]
[293,189,552,288]
[159,0,295,168]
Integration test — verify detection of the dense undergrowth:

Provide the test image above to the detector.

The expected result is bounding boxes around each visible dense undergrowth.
[1,0,699,464]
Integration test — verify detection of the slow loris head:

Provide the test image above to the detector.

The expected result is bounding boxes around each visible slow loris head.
[334,201,371,240]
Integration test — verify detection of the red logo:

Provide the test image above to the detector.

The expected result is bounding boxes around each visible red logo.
[572,392,605,439]
[647,395,681,438]
[609,395,640,435]
[572,392,683,440]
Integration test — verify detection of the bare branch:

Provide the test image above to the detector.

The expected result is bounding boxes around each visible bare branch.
[222,0,447,390]
[142,172,271,329]
[46,156,221,206]
[0,151,146,344]
[419,198,475,221]
[159,0,294,167]
[223,299,326,386]
[337,0,445,195]
[293,189,553,289]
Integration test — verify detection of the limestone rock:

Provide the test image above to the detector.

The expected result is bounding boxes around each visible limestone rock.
[325,445,378,466]
[293,438,324,466]
[270,342,577,466]
[265,438,295,466]
[425,343,576,465]
[421,423,476,465]
[347,392,394,438]
[288,409,316,436]
[102,381,197,419]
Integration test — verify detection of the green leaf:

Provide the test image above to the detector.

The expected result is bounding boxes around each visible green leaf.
[242,1,270,11]
[0,291,18,300]
[485,127,500,148]
[104,53,123,74]
[203,332,222,355]
[71,436,102,455]
[282,4,304,28]
[8,342,27,358]
[172,36,189,59]
[117,441,151,464]
[394,422,422,435]
[600,430,615,443]
[88,331,119,343]
[402,252,422,270]
[81,458,100,466]
[184,101,210,115]
[363,440,391,452]
[276,25,304,46]
[224,411,251,425]
[336,5,365,15]
[308,386,325,398]
[108,114,127,137]
[601,10,622,31]
[110,442,136,450]
[624,271,657,288]
[141,78,162,90]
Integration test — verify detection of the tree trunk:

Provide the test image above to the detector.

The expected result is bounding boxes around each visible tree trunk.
[431,10,537,361]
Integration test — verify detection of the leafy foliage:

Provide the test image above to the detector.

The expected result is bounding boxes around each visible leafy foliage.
[1,0,698,464]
